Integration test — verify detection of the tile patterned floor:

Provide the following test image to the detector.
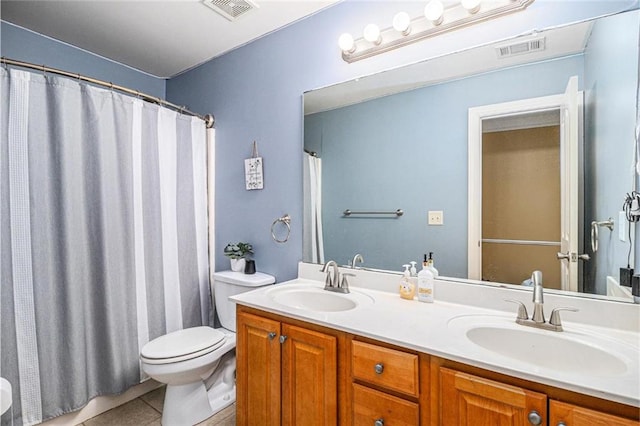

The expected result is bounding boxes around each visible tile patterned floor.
[78,387,236,426]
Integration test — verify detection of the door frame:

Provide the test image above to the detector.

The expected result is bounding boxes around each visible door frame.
[468,92,583,288]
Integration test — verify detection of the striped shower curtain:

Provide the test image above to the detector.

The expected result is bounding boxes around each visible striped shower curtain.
[0,68,212,425]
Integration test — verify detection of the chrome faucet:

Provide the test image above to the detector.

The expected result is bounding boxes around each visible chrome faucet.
[351,253,364,269]
[506,270,578,332]
[321,260,350,293]
[531,270,545,323]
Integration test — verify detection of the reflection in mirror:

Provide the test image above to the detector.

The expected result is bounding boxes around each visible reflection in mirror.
[303,10,640,302]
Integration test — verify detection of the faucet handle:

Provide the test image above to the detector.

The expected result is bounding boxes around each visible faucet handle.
[505,299,529,320]
[549,307,579,327]
[341,273,355,292]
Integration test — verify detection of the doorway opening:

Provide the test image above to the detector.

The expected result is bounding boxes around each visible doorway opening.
[468,77,583,292]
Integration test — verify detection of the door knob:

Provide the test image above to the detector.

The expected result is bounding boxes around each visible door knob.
[577,253,590,261]
[556,252,570,260]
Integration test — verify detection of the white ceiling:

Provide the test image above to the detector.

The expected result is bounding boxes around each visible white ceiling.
[1,0,340,78]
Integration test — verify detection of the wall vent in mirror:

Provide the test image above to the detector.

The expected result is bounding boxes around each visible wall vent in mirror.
[338,0,535,63]
[496,37,546,58]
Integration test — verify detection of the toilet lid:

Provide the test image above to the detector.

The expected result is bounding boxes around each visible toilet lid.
[141,326,225,360]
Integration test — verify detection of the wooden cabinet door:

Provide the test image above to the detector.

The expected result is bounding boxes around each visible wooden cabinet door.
[440,367,547,426]
[281,323,338,426]
[550,400,638,426]
[236,311,281,426]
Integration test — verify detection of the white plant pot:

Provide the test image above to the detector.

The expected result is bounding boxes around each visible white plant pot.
[230,258,246,272]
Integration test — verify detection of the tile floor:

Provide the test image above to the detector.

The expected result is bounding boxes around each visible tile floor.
[78,387,236,426]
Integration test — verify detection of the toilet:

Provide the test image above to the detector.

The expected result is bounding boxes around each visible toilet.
[140,270,275,426]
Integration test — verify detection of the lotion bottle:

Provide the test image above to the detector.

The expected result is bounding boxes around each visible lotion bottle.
[427,252,439,277]
[417,254,434,303]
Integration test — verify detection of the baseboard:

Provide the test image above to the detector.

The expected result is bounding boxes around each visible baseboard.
[39,380,162,425]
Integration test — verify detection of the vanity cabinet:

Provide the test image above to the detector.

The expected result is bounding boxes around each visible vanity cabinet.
[549,400,639,426]
[236,309,339,426]
[351,340,423,425]
[439,367,547,426]
[236,306,639,426]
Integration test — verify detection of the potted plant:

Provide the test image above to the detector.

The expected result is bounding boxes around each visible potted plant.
[224,242,253,272]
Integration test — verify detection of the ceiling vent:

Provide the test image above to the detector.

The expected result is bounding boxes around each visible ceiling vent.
[202,0,259,21]
[496,37,546,59]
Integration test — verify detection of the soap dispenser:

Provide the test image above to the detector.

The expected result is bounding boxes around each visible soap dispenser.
[399,264,416,300]
[409,261,417,277]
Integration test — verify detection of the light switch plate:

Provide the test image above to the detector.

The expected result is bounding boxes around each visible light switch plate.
[428,210,443,225]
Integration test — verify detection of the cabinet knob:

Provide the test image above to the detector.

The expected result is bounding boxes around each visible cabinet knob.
[374,418,384,426]
[374,363,384,374]
[279,335,288,344]
[267,332,277,340]
[557,423,567,426]
[527,410,542,425]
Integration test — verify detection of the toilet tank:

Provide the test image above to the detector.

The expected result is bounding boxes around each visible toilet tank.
[213,270,275,332]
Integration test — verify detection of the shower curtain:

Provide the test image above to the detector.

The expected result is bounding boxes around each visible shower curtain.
[0,68,212,425]
[303,153,324,264]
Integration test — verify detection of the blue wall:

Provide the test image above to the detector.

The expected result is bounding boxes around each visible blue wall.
[583,11,640,293]
[0,21,165,98]
[167,0,637,281]
[306,56,584,276]
[2,1,636,283]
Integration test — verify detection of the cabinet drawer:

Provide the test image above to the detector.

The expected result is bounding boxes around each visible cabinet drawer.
[352,340,419,397]
[353,383,419,426]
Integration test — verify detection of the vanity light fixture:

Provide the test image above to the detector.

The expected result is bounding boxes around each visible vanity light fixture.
[338,0,535,63]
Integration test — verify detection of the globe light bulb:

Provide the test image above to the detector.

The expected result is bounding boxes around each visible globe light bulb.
[462,0,482,14]
[363,23,382,45]
[424,0,444,25]
[338,33,355,53]
[392,12,411,35]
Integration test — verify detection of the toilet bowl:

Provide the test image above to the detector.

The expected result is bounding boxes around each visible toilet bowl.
[140,270,275,426]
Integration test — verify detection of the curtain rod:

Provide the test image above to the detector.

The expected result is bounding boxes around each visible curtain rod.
[1,56,215,129]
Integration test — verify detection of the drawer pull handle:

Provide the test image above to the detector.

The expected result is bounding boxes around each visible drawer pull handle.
[374,363,384,374]
[374,419,384,426]
[267,332,276,340]
[528,410,542,425]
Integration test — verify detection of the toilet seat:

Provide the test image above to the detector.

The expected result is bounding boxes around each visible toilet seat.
[141,326,226,365]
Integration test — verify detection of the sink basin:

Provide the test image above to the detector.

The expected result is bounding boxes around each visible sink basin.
[448,315,637,376]
[266,284,374,312]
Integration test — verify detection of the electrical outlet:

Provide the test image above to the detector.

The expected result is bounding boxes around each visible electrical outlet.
[428,210,443,225]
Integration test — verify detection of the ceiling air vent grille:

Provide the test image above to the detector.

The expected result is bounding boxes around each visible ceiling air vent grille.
[496,37,546,59]
[202,0,259,21]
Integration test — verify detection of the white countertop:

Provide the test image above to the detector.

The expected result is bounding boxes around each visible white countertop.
[231,264,640,408]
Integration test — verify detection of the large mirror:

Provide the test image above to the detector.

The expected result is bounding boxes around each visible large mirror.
[303,10,640,301]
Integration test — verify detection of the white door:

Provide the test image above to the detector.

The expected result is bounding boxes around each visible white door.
[559,76,579,291]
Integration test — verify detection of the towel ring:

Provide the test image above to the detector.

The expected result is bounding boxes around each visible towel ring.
[590,218,614,253]
[271,214,291,243]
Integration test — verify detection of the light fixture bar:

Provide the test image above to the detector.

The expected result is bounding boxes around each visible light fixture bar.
[341,0,535,63]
